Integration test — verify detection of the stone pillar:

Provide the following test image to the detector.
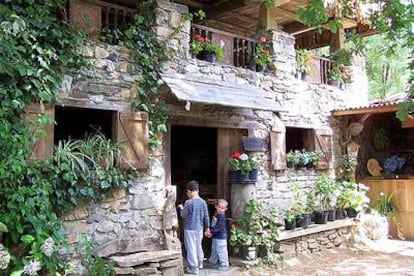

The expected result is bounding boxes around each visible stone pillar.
[230,183,256,220]
[266,29,296,78]
[155,1,190,64]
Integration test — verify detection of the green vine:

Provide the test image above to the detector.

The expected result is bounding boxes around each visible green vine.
[123,1,170,149]
[0,0,128,274]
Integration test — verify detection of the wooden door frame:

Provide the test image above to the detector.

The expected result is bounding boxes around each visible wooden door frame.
[167,116,255,199]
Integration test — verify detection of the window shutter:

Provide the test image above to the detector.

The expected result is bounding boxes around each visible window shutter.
[116,111,149,170]
[314,128,332,170]
[270,118,286,170]
[24,103,55,161]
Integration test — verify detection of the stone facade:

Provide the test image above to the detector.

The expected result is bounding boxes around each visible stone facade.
[58,0,369,271]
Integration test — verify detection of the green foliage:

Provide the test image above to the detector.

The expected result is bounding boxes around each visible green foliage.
[374,192,398,218]
[295,49,313,75]
[297,0,413,119]
[76,235,115,276]
[123,1,169,149]
[363,35,410,100]
[48,134,131,215]
[230,200,280,252]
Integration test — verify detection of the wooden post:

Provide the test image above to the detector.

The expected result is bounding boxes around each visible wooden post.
[329,28,346,53]
[256,0,290,32]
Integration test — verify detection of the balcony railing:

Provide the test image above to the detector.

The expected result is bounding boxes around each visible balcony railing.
[307,56,334,85]
[191,24,257,68]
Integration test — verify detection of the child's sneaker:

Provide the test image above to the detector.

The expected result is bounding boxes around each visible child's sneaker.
[184,267,199,274]
[217,266,230,272]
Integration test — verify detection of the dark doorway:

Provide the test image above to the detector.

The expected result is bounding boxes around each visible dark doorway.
[54,106,114,143]
[171,125,217,256]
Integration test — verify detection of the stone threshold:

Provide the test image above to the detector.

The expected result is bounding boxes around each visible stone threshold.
[278,218,356,241]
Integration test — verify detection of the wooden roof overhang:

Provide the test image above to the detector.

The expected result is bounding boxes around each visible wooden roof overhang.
[103,0,375,49]
[332,104,400,117]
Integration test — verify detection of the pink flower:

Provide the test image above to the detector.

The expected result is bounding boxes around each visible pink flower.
[263,49,270,55]
[220,39,226,48]
[259,36,266,43]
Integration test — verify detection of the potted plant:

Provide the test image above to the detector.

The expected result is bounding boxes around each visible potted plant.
[328,65,344,88]
[374,192,404,239]
[286,150,300,168]
[248,154,260,181]
[308,150,324,169]
[249,35,272,72]
[314,173,335,224]
[295,49,313,80]
[330,48,353,83]
[297,149,310,168]
[228,151,241,181]
[227,151,256,182]
[190,34,225,62]
[229,199,280,259]
[284,206,297,230]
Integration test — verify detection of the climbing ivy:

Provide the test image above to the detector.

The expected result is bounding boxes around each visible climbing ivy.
[124,0,169,149]
[0,0,97,274]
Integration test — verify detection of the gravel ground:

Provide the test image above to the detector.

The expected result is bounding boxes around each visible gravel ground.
[195,239,414,276]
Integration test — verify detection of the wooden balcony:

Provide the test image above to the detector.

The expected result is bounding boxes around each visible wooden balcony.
[191,24,257,69]
[307,56,334,85]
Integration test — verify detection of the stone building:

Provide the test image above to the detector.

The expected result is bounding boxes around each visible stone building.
[29,0,371,273]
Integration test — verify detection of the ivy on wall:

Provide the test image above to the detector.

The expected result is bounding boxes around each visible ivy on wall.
[0,0,117,274]
[124,1,169,149]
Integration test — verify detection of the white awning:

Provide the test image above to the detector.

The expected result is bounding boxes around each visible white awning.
[161,74,283,112]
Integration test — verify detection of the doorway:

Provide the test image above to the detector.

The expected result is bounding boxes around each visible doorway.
[171,125,218,256]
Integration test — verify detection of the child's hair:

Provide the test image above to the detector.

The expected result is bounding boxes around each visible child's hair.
[186,180,199,192]
[217,199,228,209]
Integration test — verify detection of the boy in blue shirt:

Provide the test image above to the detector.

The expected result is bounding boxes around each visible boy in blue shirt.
[178,180,210,274]
[206,198,230,271]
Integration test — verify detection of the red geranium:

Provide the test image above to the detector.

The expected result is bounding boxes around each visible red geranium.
[232,151,241,159]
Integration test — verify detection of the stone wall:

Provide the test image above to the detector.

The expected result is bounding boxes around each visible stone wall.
[278,220,355,258]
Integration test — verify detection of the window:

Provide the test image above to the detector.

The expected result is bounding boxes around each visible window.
[286,127,315,152]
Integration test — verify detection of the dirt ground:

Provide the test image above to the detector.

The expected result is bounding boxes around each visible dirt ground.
[198,239,414,276]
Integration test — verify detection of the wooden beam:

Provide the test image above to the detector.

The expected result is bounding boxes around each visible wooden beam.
[170,115,259,129]
[173,0,204,9]
[283,21,317,35]
[203,0,247,21]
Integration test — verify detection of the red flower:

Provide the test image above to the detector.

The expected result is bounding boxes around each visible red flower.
[232,151,241,159]
[262,49,270,55]
[259,36,266,43]
[231,224,237,230]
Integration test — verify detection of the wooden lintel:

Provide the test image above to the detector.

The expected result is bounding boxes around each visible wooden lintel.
[332,105,399,116]
[170,115,259,130]
[173,0,205,9]
[283,21,317,35]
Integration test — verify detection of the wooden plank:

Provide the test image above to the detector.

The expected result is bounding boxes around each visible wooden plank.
[24,103,55,161]
[170,115,259,130]
[116,111,149,170]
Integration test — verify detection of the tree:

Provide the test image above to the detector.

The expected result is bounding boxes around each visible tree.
[296,0,413,118]
[364,34,410,100]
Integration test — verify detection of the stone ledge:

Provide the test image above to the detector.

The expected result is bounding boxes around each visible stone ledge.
[278,219,356,241]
